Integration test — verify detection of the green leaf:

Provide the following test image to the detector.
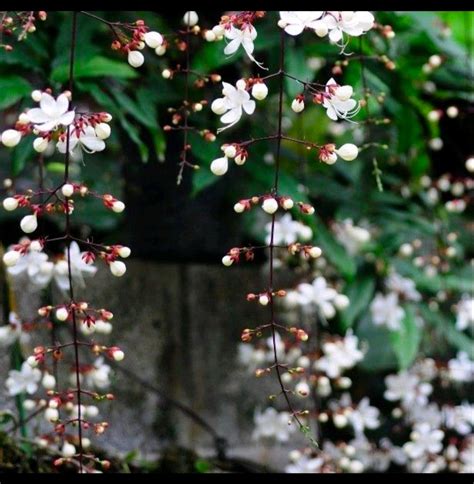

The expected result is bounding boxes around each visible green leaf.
[0,75,32,109]
[390,304,421,370]
[51,56,138,83]
[11,138,34,176]
[0,410,16,426]
[313,215,357,280]
[340,275,375,329]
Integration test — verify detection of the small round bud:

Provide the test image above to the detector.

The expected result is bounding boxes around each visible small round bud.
[291,98,305,113]
[233,202,245,213]
[224,145,237,158]
[3,250,20,267]
[128,50,145,68]
[95,123,111,140]
[20,214,38,233]
[56,307,69,322]
[334,294,350,310]
[211,98,226,115]
[183,11,199,27]
[446,106,459,118]
[204,30,217,42]
[3,197,18,211]
[222,255,233,267]
[210,156,228,176]
[295,381,310,397]
[61,442,76,458]
[251,83,268,101]
[234,152,247,165]
[31,90,42,102]
[33,137,49,153]
[61,184,74,198]
[1,129,21,147]
[45,407,59,422]
[465,157,474,173]
[112,201,125,213]
[109,260,126,277]
[333,413,348,428]
[336,143,358,161]
[309,246,322,258]
[42,373,56,390]
[314,22,328,37]
[162,68,172,79]
[23,399,36,411]
[262,198,278,214]
[118,246,131,258]
[428,54,442,68]
[259,294,270,306]
[112,349,125,361]
[27,355,38,367]
[155,45,166,56]
[282,198,294,210]
[143,31,163,49]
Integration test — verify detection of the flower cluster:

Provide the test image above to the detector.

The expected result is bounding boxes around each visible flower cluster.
[0,10,47,50]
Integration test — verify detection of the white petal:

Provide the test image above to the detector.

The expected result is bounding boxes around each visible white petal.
[39,93,57,117]
[56,94,70,115]
[242,100,256,115]
[224,38,242,55]
[285,24,305,36]
[220,107,242,125]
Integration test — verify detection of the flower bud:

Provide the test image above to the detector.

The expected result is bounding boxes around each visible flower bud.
[295,381,310,397]
[31,90,42,102]
[258,294,269,306]
[234,202,245,213]
[118,246,131,258]
[234,152,247,165]
[112,349,125,361]
[128,50,145,68]
[335,85,353,101]
[211,98,226,115]
[56,307,69,321]
[3,250,20,267]
[162,68,172,79]
[45,407,59,422]
[210,156,228,176]
[3,197,19,211]
[262,198,278,214]
[27,355,38,367]
[61,442,76,458]
[333,413,348,428]
[183,11,199,27]
[109,260,126,277]
[86,405,99,418]
[309,246,322,258]
[204,30,217,42]
[291,98,305,113]
[112,201,125,213]
[222,255,233,267]
[1,129,21,147]
[223,145,236,158]
[155,45,166,56]
[336,143,358,161]
[282,198,294,210]
[42,373,56,390]
[61,183,74,198]
[33,137,49,153]
[95,123,111,140]
[314,22,328,37]
[20,214,38,233]
[334,294,350,310]
[212,24,225,37]
[251,83,268,101]
[144,31,163,48]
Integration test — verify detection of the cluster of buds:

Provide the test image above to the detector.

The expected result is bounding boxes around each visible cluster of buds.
[232,195,314,216]
[318,143,359,164]
[247,289,287,307]
[222,246,255,267]
[210,144,248,176]
[0,11,47,49]
[288,243,322,259]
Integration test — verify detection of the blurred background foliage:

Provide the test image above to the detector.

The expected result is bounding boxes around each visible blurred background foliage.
[0,10,472,374]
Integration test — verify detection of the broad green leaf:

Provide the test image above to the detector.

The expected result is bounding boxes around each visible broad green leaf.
[390,304,421,369]
[11,138,34,176]
[51,56,138,83]
[0,75,32,109]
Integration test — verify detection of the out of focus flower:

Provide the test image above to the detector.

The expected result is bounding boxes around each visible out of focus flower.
[252,407,295,442]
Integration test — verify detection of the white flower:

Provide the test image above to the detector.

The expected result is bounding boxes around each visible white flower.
[455,296,474,331]
[7,244,54,290]
[278,11,324,36]
[57,126,106,155]
[0,312,30,348]
[252,407,295,442]
[85,358,112,389]
[315,330,364,378]
[238,344,266,369]
[213,80,256,132]
[384,371,433,408]
[322,78,360,121]
[53,242,97,292]
[403,422,444,459]
[349,397,381,436]
[444,403,474,435]
[323,11,375,45]
[385,273,421,302]
[61,442,76,458]
[296,276,338,319]
[333,219,370,255]
[265,214,313,245]
[26,92,75,132]
[285,454,324,473]
[459,437,474,473]
[335,143,358,161]
[406,402,443,429]
[5,361,42,396]
[370,292,405,331]
[448,352,474,383]
[223,25,264,68]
